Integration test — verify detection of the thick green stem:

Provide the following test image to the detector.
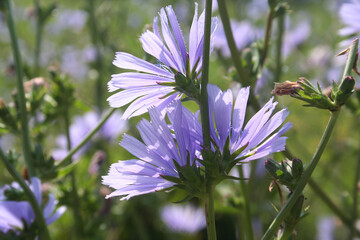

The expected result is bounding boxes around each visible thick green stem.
[262,111,340,240]
[274,14,285,82]
[238,166,254,240]
[5,0,35,177]
[285,140,359,235]
[200,0,213,149]
[216,0,261,111]
[0,147,50,240]
[205,183,217,240]
[55,108,116,170]
[201,1,217,239]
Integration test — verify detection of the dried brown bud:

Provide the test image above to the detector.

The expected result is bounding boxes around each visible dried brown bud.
[272,81,303,96]
[100,186,111,197]
[22,167,29,181]
[322,85,333,99]
[23,77,47,92]
[0,98,5,108]
[26,6,36,19]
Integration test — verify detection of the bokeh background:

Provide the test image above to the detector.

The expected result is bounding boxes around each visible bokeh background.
[0,0,359,239]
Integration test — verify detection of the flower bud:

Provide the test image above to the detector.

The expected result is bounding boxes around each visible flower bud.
[335,76,355,106]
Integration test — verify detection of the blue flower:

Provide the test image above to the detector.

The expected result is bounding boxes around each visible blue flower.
[107,3,217,119]
[207,84,292,163]
[339,0,360,36]
[52,110,127,161]
[102,101,202,200]
[161,204,206,234]
[0,178,66,234]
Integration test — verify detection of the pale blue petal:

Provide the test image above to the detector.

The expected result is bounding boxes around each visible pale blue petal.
[113,52,173,78]
[140,30,178,69]
[159,8,184,72]
[166,5,188,68]
[247,108,290,149]
[121,88,175,119]
[46,206,66,225]
[153,16,161,38]
[110,72,172,89]
[231,87,250,143]
[240,137,288,162]
[214,89,233,150]
[189,3,199,70]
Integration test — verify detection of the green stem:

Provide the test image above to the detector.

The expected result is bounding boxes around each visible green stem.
[88,0,104,112]
[308,179,356,232]
[216,0,261,111]
[34,0,42,76]
[205,183,217,240]
[350,127,360,239]
[202,2,217,239]
[260,10,273,68]
[274,14,285,82]
[285,142,359,235]
[5,0,35,177]
[279,223,293,240]
[262,111,340,240]
[217,0,248,83]
[129,201,150,240]
[63,105,84,237]
[238,166,254,240]
[200,0,213,149]
[0,147,50,240]
[55,108,116,170]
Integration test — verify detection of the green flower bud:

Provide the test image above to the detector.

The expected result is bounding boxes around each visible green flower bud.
[335,76,355,106]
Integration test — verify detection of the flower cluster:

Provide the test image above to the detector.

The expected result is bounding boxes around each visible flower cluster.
[103,3,291,201]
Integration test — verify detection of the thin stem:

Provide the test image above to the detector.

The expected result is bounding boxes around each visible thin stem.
[217,0,248,83]
[350,128,360,239]
[308,179,355,231]
[5,0,35,177]
[63,105,84,236]
[238,166,254,240]
[262,111,340,240]
[205,183,217,240]
[88,0,104,112]
[0,147,50,240]
[33,0,42,76]
[274,14,285,82]
[55,108,116,170]
[129,201,150,240]
[259,11,273,68]
[216,0,261,112]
